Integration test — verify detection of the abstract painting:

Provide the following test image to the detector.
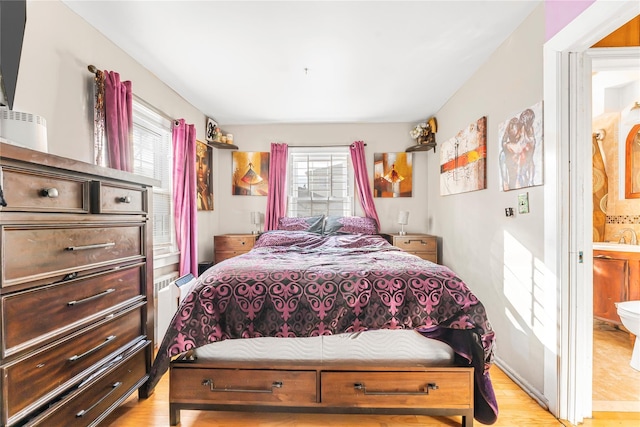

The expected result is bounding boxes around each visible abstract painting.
[373,152,413,197]
[440,116,487,196]
[498,101,544,191]
[232,151,270,196]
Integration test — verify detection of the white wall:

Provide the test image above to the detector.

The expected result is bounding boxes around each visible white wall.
[429,5,548,396]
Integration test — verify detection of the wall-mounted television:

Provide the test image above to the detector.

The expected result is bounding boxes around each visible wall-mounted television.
[0,0,27,110]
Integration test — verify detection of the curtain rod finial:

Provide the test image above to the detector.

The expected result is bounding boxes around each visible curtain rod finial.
[88,65,97,74]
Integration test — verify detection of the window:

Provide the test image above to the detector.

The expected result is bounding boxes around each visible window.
[287,147,354,217]
[131,100,176,256]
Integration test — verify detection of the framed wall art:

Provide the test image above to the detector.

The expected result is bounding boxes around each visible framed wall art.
[373,152,413,197]
[439,116,487,196]
[232,151,270,196]
[196,140,214,210]
[498,101,544,191]
[205,117,218,143]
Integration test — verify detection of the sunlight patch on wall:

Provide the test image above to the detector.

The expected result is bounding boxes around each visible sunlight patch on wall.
[503,231,556,352]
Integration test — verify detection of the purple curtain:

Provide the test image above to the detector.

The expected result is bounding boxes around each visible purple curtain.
[103,71,133,172]
[264,143,288,231]
[350,140,380,229]
[172,119,198,277]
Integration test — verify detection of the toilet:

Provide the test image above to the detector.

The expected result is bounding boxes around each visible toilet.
[616,300,640,371]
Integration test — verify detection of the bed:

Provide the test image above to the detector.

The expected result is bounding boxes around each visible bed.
[143,226,498,426]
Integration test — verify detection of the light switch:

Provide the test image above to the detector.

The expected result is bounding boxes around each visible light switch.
[518,192,529,214]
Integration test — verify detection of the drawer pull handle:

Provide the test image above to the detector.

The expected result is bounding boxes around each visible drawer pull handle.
[118,196,132,203]
[41,188,59,198]
[68,335,116,362]
[353,382,439,395]
[67,288,116,306]
[594,255,612,259]
[76,381,122,418]
[65,242,115,251]
[407,239,427,245]
[202,379,283,393]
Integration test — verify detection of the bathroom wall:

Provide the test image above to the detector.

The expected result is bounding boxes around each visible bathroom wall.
[592,73,640,243]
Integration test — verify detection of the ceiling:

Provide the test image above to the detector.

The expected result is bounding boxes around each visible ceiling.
[61,1,541,125]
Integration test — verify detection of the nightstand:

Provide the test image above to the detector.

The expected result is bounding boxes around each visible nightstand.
[214,234,257,264]
[390,233,438,264]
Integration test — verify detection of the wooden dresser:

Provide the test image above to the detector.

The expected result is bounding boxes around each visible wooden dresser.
[390,233,438,263]
[0,143,156,426]
[214,233,257,264]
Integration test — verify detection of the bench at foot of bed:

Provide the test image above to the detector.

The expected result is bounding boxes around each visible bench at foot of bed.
[169,358,474,427]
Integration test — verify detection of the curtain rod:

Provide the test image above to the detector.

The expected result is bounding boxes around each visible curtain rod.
[287,143,366,148]
[87,64,99,75]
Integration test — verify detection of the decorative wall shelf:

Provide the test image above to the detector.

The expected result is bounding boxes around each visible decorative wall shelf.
[209,142,238,150]
[406,142,436,153]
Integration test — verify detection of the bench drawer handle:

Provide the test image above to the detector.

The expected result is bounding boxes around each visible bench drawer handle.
[354,382,438,395]
[202,379,283,393]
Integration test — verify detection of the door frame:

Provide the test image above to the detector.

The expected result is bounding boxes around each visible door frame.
[543,2,639,424]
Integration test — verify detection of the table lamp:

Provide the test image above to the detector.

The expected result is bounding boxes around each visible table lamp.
[251,212,261,234]
[398,211,409,236]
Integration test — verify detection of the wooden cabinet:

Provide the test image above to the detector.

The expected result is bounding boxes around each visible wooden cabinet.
[390,233,438,264]
[214,234,257,264]
[0,142,155,427]
[593,250,640,324]
[169,359,473,427]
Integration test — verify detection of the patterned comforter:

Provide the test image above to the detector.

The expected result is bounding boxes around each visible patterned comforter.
[145,231,498,424]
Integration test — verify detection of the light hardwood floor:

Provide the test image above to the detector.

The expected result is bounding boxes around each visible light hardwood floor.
[102,365,566,427]
[592,322,640,412]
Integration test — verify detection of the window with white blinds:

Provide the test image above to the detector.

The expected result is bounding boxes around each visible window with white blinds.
[131,101,176,255]
[287,147,354,217]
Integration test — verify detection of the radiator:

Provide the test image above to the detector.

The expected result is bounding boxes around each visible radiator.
[154,271,180,346]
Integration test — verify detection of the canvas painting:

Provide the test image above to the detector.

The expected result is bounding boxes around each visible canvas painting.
[498,101,544,191]
[440,116,487,196]
[232,151,269,196]
[373,152,413,197]
[196,140,214,210]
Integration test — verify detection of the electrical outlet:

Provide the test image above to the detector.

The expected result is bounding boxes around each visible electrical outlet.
[518,193,530,214]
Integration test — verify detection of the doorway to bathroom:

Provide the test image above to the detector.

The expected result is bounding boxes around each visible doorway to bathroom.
[590,48,640,412]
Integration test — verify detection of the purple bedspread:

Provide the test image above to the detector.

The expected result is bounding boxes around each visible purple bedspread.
[144,231,498,424]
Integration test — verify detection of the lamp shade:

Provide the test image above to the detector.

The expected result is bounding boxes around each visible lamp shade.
[251,211,260,225]
[398,211,409,225]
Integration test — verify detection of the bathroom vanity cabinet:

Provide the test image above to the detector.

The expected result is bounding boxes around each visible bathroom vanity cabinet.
[593,250,640,324]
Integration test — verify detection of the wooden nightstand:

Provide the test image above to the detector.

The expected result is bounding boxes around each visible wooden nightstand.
[214,234,257,264]
[390,233,438,264]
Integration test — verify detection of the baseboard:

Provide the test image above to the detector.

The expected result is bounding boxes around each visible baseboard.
[494,356,549,410]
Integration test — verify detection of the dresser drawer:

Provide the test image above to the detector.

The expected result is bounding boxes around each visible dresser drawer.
[410,252,438,263]
[320,369,472,408]
[2,224,144,288]
[214,234,256,251]
[215,250,250,264]
[92,181,147,214]
[2,264,144,357]
[25,345,148,427]
[170,367,316,405]
[393,236,436,252]
[0,166,90,213]
[2,305,145,423]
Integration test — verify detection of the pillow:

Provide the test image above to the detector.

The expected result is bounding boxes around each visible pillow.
[323,216,378,235]
[277,215,325,234]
